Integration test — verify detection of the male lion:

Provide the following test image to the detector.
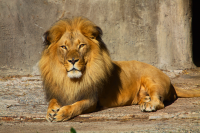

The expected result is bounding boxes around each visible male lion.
[39,17,200,122]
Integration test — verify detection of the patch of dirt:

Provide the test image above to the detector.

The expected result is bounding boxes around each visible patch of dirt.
[0,68,200,133]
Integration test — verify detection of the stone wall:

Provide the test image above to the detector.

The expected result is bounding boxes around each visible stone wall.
[0,0,194,76]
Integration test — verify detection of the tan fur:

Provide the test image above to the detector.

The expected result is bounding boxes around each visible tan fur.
[39,17,200,122]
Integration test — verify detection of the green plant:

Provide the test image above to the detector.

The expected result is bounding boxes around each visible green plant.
[70,127,76,133]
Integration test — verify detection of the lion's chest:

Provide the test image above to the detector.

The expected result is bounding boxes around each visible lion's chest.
[56,85,88,106]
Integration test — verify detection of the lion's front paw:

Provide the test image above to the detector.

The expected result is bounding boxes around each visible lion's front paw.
[51,106,72,122]
[46,105,61,122]
[140,102,156,112]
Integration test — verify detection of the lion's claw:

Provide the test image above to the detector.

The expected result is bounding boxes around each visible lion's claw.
[46,106,61,122]
[140,102,156,112]
[52,108,60,112]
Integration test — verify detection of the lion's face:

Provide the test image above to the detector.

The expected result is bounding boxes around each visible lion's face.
[54,31,92,79]
[40,17,112,83]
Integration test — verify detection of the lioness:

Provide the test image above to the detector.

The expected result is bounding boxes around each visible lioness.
[39,17,200,122]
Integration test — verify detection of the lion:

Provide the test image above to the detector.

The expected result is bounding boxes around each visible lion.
[39,17,200,122]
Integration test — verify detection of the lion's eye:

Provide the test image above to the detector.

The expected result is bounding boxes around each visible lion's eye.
[79,44,85,49]
[61,46,67,50]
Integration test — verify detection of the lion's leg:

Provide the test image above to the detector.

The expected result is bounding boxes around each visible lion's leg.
[138,80,165,112]
[139,94,164,112]
[52,99,97,122]
[46,98,61,122]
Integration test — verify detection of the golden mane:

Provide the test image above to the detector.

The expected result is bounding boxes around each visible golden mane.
[39,17,113,106]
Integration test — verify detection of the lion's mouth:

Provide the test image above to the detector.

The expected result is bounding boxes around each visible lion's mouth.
[67,68,82,79]
[67,68,81,72]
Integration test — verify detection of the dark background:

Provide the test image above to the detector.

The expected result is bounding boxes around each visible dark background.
[192,0,200,67]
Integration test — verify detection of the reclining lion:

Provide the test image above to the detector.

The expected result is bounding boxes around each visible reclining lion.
[39,17,200,122]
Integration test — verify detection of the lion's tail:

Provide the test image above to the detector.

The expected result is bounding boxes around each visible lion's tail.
[174,86,200,98]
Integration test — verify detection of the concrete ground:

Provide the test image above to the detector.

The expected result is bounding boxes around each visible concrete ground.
[0,68,200,133]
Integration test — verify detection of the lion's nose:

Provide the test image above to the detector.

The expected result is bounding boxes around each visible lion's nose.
[68,58,79,65]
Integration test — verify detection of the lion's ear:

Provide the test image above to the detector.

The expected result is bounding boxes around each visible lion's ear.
[43,31,51,46]
[42,20,68,47]
[94,26,103,40]
[95,26,103,37]
[83,26,103,41]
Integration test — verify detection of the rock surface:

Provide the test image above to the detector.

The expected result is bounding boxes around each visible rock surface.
[0,0,194,76]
